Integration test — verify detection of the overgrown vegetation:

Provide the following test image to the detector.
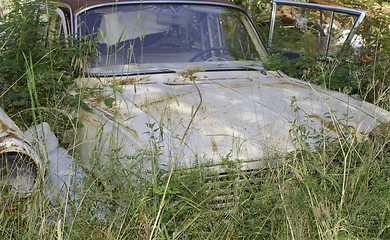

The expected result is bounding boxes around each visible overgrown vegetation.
[0,0,83,138]
[1,116,389,239]
[244,0,390,110]
[0,0,389,239]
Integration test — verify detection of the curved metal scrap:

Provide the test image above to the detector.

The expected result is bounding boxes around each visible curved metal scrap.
[0,108,42,212]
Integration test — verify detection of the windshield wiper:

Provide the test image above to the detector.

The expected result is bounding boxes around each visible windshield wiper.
[86,68,178,77]
[86,64,267,78]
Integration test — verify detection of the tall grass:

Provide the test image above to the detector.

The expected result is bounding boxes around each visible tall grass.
[1,107,388,239]
[0,0,389,239]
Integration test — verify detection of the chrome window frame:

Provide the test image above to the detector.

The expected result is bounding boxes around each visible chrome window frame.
[55,8,69,38]
[69,0,268,65]
[56,3,74,34]
[72,1,248,37]
[268,0,366,54]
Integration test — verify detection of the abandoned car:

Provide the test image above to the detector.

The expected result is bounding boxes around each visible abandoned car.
[1,0,390,209]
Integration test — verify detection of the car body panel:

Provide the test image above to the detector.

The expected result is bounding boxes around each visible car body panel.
[76,70,390,169]
[0,108,42,211]
[50,0,390,170]
[1,0,387,213]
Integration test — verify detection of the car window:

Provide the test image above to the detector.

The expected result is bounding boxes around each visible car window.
[268,0,366,57]
[76,4,267,73]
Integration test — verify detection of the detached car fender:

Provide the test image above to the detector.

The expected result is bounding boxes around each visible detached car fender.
[0,108,42,211]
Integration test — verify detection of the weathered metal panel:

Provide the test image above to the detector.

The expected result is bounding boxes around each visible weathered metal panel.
[76,70,390,170]
[0,108,42,212]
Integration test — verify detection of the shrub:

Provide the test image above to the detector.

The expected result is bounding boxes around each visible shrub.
[0,0,79,124]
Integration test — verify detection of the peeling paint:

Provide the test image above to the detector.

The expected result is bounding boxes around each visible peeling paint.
[108,75,151,85]
[211,136,218,153]
[69,0,389,172]
[0,108,42,212]
[261,80,308,89]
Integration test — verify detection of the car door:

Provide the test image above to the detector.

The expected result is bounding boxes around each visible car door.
[268,0,366,58]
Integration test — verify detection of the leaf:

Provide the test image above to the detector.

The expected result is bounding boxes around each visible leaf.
[104,97,114,107]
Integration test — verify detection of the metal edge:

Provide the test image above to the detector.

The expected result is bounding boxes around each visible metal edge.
[56,2,74,34]
[272,0,367,16]
[73,0,246,36]
[0,138,43,209]
[268,0,367,53]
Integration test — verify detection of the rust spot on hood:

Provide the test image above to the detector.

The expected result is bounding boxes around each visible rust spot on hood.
[107,75,151,85]
[211,136,218,153]
[138,91,190,109]
[261,80,308,89]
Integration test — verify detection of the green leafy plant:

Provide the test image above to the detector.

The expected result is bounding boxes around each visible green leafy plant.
[0,0,82,124]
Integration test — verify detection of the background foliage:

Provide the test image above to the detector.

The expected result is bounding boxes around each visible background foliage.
[232,0,389,110]
[0,0,79,124]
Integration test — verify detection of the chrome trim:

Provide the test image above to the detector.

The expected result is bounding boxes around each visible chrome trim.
[57,2,74,34]
[325,11,335,55]
[73,1,245,36]
[268,1,278,48]
[55,8,69,38]
[78,0,241,14]
[272,0,366,16]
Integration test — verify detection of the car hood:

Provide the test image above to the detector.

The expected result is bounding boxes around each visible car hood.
[78,70,390,168]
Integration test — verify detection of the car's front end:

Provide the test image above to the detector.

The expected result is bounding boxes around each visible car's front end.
[54,0,390,171]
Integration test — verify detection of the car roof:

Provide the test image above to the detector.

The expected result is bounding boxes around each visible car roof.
[57,0,234,13]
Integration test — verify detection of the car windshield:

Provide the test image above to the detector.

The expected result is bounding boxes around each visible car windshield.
[77,3,267,75]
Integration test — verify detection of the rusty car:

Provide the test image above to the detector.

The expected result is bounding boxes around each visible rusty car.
[62,0,389,168]
[1,0,390,209]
